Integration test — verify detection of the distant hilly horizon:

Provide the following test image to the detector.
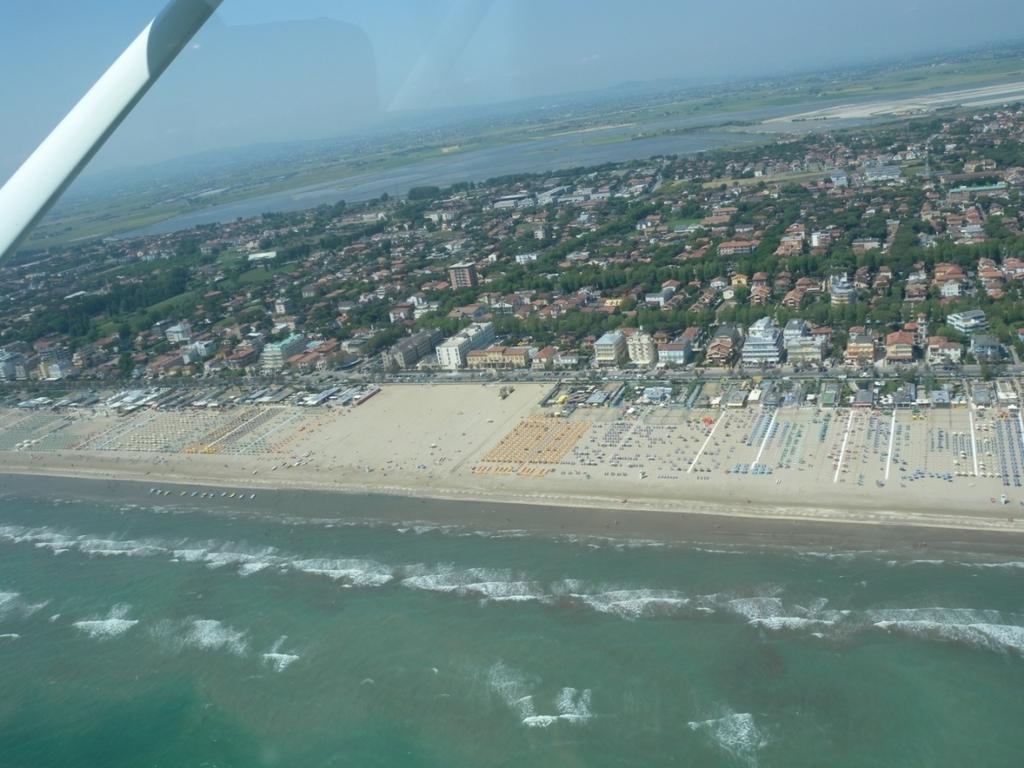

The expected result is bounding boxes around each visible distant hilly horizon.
[37,18,1024,202]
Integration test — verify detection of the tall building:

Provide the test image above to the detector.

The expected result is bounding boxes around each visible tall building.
[741,317,784,367]
[593,331,627,366]
[627,328,657,366]
[435,322,495,370]
[844,333,877,365]
[782,318,811,348]
[783,318,825,364]
[260,334,306,373]
[786,336,825,364]
[830,275,856,306]
[448,262,478,290]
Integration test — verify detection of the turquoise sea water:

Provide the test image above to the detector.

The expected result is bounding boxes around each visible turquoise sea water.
[2,492,1024,767]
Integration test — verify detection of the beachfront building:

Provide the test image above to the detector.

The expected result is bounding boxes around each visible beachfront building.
[532,346,557,371]
[783,318,825,364]
[844,332,877,365]
[260,334,306,373]
[970,334,1003,361]
[435,322,495,370]
[593,331,627,366]
[656,341,692,366]
[741,317,784,367]
[885,331,915,363]
[787,336,826,364]
[466,346,531,369]
[448,262,478,290]
[553,351,580,369]
[382,328,443,370]
[926,336,963,365]
[947,310,988,335]
[704,324,742,367]
[626,328,657,366]
[782,318,811,348]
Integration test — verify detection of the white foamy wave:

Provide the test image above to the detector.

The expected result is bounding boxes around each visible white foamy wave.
[688,711,767,767]
[886,559,947,567]
[0,591,21,620]
[182,619,248,655]
[462,581,546,602]
[76,538,165,558]
[550,579,586,594]
[578,589,690,619]
[750,616,836,631]
[487,662,541,722]
[262,635,300,670]
[522,715,559,728]
[172,548,208,562]
[0,590,48,621]
[201,551,255,568]
[73,604,139,639]
[201,548,280,573]
[966,561,1024,570]
[874,619,1024,654]
[486,662,594,727]
[555,687,593,724]
[0,633,19,640]
[0,525,76,554]
[290,558,394,587]
[263,652,300,671]
[867,607,1006,625]
[238,561,274,576]
[748,597,847,632]
[402,567,516,596]
[1,524,170,560]
[726,597,785,622]
[2,522,403,587]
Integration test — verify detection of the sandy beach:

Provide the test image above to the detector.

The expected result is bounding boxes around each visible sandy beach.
[2,382,1024,537]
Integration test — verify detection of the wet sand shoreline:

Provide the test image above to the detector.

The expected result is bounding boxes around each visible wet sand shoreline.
[4,469,1024,560]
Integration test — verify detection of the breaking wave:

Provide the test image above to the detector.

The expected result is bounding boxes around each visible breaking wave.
[0,590,48,622]
[572,588,690,619]
[6,523,1024,658]
[152,618,249,656]
[262,636,300,671]
[688,710,767,767]
[72,604,139,639]
[487,662,593,727]
[869,607,1024,654]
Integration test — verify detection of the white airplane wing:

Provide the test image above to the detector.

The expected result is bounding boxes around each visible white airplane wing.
[0,0,222,261]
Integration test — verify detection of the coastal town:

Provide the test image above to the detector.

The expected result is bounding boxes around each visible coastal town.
[5,101,1024,529]
[3,104,1024,392]
[10,6,1024,765]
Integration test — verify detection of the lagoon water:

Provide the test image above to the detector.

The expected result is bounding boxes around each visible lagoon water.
[125,127,768,237]
[2,492,1024,767]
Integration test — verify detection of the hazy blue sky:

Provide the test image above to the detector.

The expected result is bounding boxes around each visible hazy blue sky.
[3,0,1024,178]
